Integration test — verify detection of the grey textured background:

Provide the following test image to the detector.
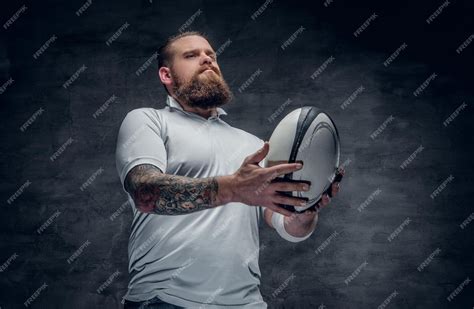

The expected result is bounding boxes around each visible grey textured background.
[1,0,473,308]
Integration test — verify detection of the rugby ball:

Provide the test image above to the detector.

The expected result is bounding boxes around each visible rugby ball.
[265,106,340,213]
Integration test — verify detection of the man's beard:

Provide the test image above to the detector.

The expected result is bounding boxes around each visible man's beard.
[172,68,233,109]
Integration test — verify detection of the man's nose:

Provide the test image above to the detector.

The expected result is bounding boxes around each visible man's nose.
[200,54,213,65]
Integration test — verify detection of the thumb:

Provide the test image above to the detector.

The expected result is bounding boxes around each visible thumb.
[245,142,269,165]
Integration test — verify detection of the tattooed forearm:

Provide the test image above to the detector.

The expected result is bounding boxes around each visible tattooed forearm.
[124,164,221,215]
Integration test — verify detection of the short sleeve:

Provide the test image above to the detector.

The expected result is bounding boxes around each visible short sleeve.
[115,108,167,192]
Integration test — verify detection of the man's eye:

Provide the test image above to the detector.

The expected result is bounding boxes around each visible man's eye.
[185,54,196,58]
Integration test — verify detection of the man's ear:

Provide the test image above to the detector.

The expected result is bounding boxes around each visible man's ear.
[158,67,172,87]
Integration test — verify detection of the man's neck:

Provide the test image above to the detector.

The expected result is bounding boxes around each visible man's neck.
[172,95,218,119]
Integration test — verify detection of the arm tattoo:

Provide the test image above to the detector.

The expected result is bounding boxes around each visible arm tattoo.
[124,164,219,215]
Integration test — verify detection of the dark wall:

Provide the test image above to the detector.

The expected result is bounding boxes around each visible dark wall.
[1,0,473,308]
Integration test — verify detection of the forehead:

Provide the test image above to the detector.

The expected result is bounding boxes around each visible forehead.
[170,35,214,54]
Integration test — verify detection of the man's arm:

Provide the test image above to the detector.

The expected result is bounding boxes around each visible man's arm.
[123,142,311,217]
[124,164,234,215]
[264,208,318,238]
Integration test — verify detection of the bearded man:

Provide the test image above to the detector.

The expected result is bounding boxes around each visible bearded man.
[115,31,343,309]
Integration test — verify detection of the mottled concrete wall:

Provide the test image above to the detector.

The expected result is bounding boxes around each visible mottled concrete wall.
[1,0,473,308]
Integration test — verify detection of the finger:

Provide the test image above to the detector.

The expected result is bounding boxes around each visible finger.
[273,193,309,207]
[244,142,270,165]
[264,162,303,179]
[320,193,331,207]
[326,181,339,198]
[331,182,340,196]
[268,203,294,217]
[334,166,345,182]
[298,208,317,216]
[338,166,345,176]
[299,203,318,213]
[270,180,310,192]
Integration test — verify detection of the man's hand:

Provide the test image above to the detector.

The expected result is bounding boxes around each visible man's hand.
[281,167,345,237]
[217,142,310,217]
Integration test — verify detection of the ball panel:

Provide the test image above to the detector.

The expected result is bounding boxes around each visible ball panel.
[266,106,341,212]
[266,109,301,165]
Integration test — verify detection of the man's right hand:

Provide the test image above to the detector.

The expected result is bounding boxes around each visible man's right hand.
[217,142,311,217]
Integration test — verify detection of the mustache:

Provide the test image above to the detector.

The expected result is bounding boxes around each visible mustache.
[198,66,220,76]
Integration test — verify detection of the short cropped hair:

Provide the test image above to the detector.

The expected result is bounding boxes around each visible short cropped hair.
[158,31,211,69]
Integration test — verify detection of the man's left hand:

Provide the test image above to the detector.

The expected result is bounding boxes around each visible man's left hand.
[291,166,345,225]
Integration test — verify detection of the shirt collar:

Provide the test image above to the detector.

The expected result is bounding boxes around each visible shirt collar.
[166,95,228,118]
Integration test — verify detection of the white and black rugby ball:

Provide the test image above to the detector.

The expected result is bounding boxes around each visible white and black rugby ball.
[265,106,341,213]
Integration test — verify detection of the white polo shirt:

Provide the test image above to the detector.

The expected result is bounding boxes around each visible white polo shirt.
[115,95,267,308]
